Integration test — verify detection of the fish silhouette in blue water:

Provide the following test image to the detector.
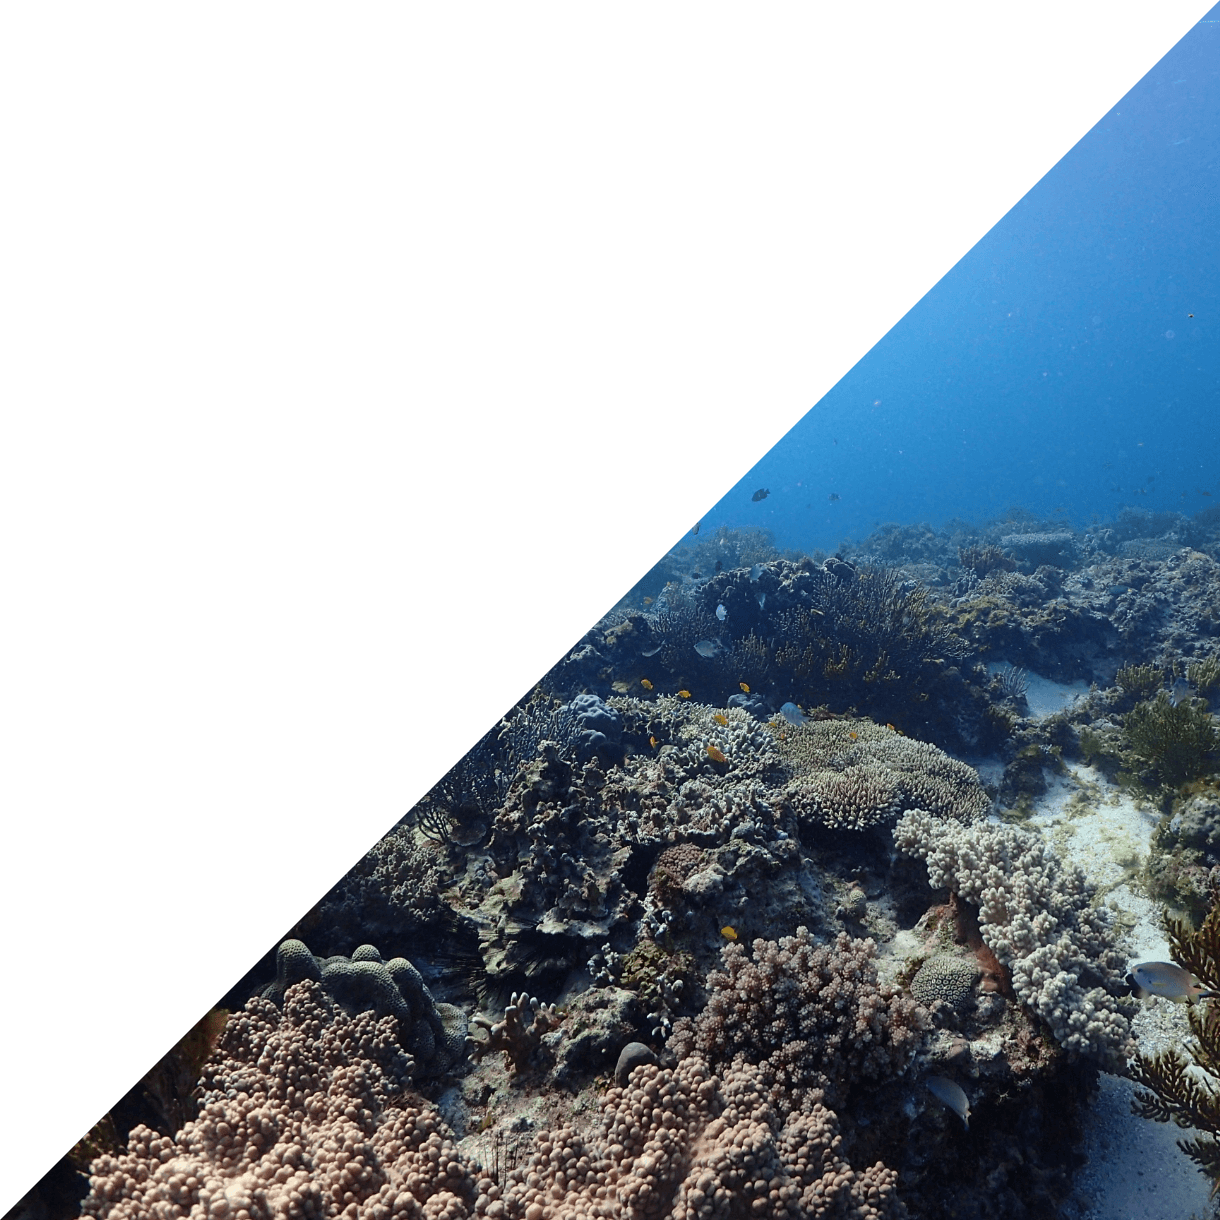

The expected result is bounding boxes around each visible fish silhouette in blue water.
[751,488,770,502]
[828,492,841,502]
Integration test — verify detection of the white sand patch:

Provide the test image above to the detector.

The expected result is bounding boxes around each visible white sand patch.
[1020,759,1214,1218]
[989,663,1092,718]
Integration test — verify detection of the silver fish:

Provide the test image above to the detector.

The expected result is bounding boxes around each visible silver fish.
[1170,676,1194,707]
[779,702,806,726]
[694,639,723,659]
[716,604,727,622]
[640,644,663,658]
[756,592,766,610]
[750,564,762,582]
[1129,961,1220,1003]
[925,1076,970,1130]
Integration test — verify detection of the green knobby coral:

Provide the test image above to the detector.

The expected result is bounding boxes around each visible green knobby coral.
[1125,692,1219,787]
[1132,905,1220,1193]
[1116,663,1164,700]
[1189,655,1220,699]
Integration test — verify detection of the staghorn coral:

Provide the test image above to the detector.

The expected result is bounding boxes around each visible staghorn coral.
[260,939,467,1074]
[667,927,926,1111]
[466,992,564,1075]
[493,1055,904,1219]
[1124,690,1218,786]
[82,979,477,1220]
[778,717,991,831]
[1131,904,1220,1193]
[894,810,1135,1069]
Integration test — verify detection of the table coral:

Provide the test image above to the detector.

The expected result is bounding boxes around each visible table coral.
[894,809,1135,1069]
[778,718,991,831]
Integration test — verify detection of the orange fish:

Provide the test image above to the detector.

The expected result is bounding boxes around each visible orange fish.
[848,731,858,741]
[886,723,896,731]
[649,735,659,749]
[721,925,738,940]
[678,690,692,699]
[713,713,728,726]
[707,744,727,763]
[643,596,654,605]
[641,678,653,690]
[739,682,750,694]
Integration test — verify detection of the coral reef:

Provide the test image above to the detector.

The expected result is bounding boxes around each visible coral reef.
[467,993,564,1075]
[777,717,992,832]
[1124,690,1218,786]
[908,956,978,1013]
[894,810,1136,1068]
[493,1056,904,1219]
[667,927,926,1111]
[261,940,467,1074]
[82,980,476,1220]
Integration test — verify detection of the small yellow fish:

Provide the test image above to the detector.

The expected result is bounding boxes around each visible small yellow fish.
[848,731,858,741]
[649,735,659,749]
[641,678,654,690]
[886,723,897,732]
[707,744,727,763]
[739,682,750,694]
[643,596,654,605]
[721,925,739,940]
[678,690,692,699]
[713,713,728,726]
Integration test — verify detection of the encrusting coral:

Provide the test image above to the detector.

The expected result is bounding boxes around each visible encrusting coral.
[1131,904,1220,1192]
[894,810,1136,1069]
[667,927,927,1111]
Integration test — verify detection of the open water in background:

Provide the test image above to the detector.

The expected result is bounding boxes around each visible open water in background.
[701,14,1220,557]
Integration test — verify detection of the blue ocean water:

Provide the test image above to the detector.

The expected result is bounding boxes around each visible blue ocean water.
[702,14,1220,557]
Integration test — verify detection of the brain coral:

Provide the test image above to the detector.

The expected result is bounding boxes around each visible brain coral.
[260,939,467,1074]
[909,956,978,1012]
[778,718,991,831]
[895,809,1136,1068]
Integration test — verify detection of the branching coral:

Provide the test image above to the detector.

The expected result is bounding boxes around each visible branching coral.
[667,927,926,1110]
[82,980,476,1220]
[1132,905,1220,1192]
[494,1056,905,1219]
[467,992,564,1075]
[1116,663,1163,700]
[1125,691,1218,786]
[958,544,1016,576]
[894,810,1135,1069]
